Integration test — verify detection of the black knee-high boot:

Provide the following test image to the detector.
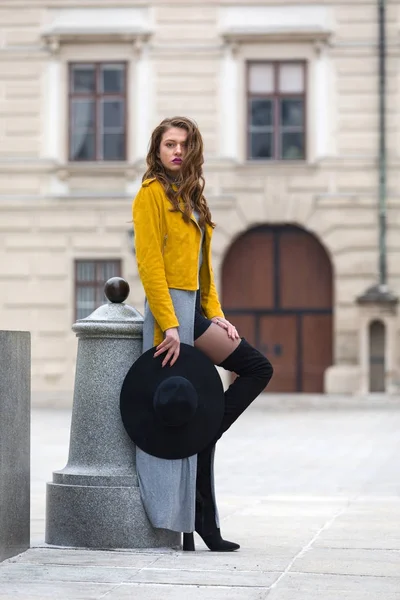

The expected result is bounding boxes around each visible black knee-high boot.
[216,338,273,439]
[195,444,240,551]
[185,339,273,552]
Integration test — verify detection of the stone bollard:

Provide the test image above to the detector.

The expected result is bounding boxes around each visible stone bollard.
[0,331,30,562]
[45,278,180,549]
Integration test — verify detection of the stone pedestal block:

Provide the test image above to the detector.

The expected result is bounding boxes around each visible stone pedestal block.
[0,331,30,562]
[45,279,180,550]
[46,485,175,549]
[324,364,360,395]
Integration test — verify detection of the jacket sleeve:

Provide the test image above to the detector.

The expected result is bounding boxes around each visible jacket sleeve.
[133,185,179,333]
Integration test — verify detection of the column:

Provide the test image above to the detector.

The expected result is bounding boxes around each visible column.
[219,41,239,161]
[42,38,69,195]
[0,331,30,562]
[134,38,153,161]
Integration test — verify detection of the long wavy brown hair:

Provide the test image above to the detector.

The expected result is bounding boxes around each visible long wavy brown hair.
[142,117,215,228]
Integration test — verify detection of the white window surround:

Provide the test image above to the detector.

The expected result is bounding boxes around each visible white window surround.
[218,4,336,164]
[40,8,153,196]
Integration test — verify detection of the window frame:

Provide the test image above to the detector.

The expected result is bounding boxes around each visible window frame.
[246,60,308,162]
[68,61,128,162]
[74,259,122,321]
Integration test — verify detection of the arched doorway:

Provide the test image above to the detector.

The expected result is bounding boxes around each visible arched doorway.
[222,225,333,393]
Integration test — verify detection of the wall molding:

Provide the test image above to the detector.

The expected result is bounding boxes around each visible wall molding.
[41,7,152,54]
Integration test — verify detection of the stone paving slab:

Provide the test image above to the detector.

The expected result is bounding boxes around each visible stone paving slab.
[99,584,268,600]
[311,500,400,550]
[0,582,116,600]
[1,401,400,599]
[126,565,279,587]
[6,548,167,568]
[292,547,400,577]
[267,588,400,600]
[145,545,300,572]
[0,564,139,585]
[268,572,400,594]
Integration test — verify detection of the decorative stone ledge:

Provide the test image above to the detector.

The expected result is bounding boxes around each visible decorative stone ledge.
[41,7,152,53]
[42,30,151,54]
[222,26,332,47]
[219,4,333,51]
[357,284,399,307]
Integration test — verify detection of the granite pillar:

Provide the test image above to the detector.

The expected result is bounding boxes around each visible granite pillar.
[45,278,180,549]
[0,331,30,562]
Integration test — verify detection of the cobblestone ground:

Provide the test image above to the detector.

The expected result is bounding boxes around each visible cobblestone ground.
[1,395,400,599]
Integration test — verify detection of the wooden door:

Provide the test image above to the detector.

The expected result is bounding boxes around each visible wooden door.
[222,225,333,393]
[259,315,297,392]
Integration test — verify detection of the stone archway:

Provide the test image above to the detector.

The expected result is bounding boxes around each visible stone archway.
[222,224,333,393]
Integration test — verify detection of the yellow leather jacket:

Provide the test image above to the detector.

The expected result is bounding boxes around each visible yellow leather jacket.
[132,178,224,342]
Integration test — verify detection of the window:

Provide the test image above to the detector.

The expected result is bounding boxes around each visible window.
[69,63,127,161]
[75,260,122,320]
[247,61,306,161]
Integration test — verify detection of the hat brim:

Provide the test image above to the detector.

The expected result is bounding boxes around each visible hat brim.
[120,343,224,459]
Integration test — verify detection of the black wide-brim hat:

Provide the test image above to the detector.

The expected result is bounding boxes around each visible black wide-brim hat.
[120,343,225,460]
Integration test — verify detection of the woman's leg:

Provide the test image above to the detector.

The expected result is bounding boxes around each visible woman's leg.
[195,323,273,437]
[194,320,241,363]
[193,322,273,550]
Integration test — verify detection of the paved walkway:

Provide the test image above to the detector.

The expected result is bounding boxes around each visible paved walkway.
[1,397,400,599]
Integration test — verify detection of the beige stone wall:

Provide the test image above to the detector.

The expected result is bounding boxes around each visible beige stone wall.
[0,0,399,403]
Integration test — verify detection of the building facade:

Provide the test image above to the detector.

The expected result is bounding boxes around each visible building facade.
[0,0,399,405]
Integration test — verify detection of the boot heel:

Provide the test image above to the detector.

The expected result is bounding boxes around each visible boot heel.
[183,532,195,551]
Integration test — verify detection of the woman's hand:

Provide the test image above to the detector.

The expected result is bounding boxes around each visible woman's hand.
[211,317,240,340]
[153,327,180,367]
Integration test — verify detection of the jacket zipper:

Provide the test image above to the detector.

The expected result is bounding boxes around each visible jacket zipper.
[190,215,202,289]
[162,234,168,255]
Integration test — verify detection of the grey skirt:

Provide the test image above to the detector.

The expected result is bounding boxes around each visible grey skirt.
[136,288,219,533]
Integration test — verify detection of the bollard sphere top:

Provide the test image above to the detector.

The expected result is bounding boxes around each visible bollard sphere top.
[104,277,130,303]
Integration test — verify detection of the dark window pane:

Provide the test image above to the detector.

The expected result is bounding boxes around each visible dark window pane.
[76,262,95,282]
[280,99,304,127]
[71,99,95,130]
[98,261,120,281]
[102,100,124,129]
[71,65,96,93]
[101,65,125,93]
[250,132,273,159]
[70,133,95,160]
[99,262,121,300]
[76,286,95,320]
[250,99,273,127]
[105,262,119,280]
[281,132,305,159]
[70,100,96,160]
[103,133,126,160]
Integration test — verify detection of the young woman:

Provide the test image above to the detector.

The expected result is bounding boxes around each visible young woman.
[133,116,273,552]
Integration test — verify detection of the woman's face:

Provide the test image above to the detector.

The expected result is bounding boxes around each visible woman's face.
[159,127,188,175]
